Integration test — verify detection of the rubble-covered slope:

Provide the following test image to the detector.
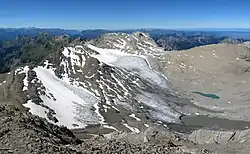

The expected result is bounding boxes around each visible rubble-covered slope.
[0,104,204,154]
[156,43,250,122]
[2,104,250,154]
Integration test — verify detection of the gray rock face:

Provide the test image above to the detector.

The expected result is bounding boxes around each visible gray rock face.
[90,32,164,55]
[0,105,81,154]
[189,128,250,145]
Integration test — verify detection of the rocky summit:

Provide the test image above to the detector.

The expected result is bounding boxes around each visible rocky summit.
[1,32,250,153]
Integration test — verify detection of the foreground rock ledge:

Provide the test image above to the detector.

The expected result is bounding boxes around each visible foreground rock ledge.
[0,105,198,154]
[2,105,250,154]
[0,105,81,154]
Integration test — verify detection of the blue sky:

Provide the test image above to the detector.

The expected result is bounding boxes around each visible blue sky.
[0,0,250,29]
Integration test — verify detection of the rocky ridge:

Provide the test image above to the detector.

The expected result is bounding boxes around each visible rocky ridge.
[0,32,193,135]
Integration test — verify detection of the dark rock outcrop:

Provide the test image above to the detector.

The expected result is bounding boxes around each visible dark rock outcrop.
[0,105,81,154]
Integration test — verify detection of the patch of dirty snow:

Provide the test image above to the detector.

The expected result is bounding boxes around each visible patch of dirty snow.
[87,44,168,89]
[123,123,140,133]
[136,92,181,123]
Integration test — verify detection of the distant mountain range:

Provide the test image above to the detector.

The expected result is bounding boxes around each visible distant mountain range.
[0,28,249,58]
[0,28,81,40]
[0,28,249,72]
[1,27,250,40]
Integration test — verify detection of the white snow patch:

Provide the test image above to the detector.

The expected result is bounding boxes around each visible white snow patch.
[129,114,141,121]
[132,36,139,42]
[62,47,86,74]
[157,121,163,124]
[85,74,95,79]
[23,100,49,119]
[195,112,200,115]
[103,105,110,112]
[144,41,155,47]
[28,66,100,129]
[111,106,120,112]
[15,68,24,75]
[22,66,30,91]
[60,59,72,84]
[132,80,141,87]
[103,125,118,131]
[123,123,140,133]
[93,102,105,124]
[111,73,129,96]
[144,124,149,128]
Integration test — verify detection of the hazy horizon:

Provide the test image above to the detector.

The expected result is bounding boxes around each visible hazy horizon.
[1,27,250,32]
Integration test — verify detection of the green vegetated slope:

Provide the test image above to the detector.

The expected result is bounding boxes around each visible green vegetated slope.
[0,33,74,108]
[0,33,71,73]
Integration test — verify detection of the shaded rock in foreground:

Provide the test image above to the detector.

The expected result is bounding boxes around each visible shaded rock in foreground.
[0,105,82,154]
[0,105,201,154]
[76,127,199,154]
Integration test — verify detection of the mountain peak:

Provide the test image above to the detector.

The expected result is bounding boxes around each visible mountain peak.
[91,32,163,55]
